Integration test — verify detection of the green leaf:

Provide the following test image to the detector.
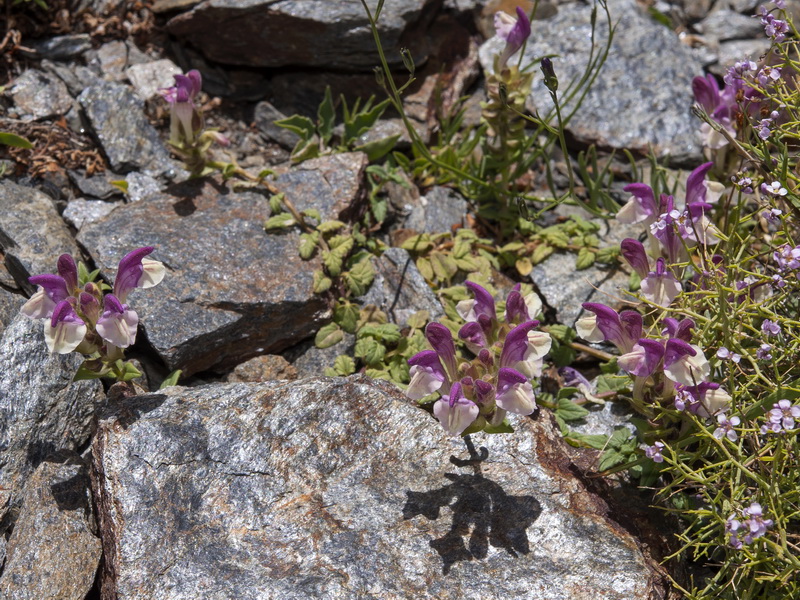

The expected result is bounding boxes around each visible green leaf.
[354,336,386,366]
[595,374,630,394]
[0,132,33,149]
[315,323,344,349]
[317,86,336,145]
[407,310,429,330]
[110,180,129,193]
[343,97,390,144]
[274,114,316,140]
[416,257,433,280]
[345,258,375,296]
[265,213,295,230]
[484,419,514,434]
[400,234,433,253]
[359,323,402,344]
[575,247,595,270]
[607,427,632,450]
[269,193,285,213]
[299,232,320,260]
[555,397,590,422]
[565,431,608,450]
[334,301,360,334]
[317,220,347,234]
[594,246,619,264]
[118,361,143,382]
[72,360,109,381]
[531,244,554,264]
[159,370,182,389]
[333,355,356,376]
[429,250,458,282]
[598,449,627,472]
[370,196,388,224]
[355,134,401,162]
[312,270,333,293]
[454,255,480,272]
[323,250,344,277]
[302,208,322,223]
[290,137,321,162]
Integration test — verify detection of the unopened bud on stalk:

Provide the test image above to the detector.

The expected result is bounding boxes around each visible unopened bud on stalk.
[541,58,558,92]
[400,47,415,75]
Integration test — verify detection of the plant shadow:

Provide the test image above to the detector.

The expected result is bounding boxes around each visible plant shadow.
[402,437,541,574]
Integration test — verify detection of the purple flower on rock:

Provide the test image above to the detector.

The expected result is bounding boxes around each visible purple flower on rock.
[95,294,139,349]
[641,258,682,307]
[406,351,448,401]
[113,246,166,304]
[619,238,650,279]
[44,300,87,354]
[433,381,479,437]
[494,6,531,70]
[617,183,658,225]
[580,303,641,353]
[495,367,536,415]
[161,69,203,145]
[618,338,665,378]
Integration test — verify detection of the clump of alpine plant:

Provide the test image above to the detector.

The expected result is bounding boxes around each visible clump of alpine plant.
[160,69,230,177]
[20,247,165,382]
[406,281,550,436]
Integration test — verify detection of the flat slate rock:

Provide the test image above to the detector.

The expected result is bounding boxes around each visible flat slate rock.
[166,0,438,71]
[0,181,82,294]
[0,313,103,528]
[91,376,667,600]
[0,459,102,600]
[10,69,74,121]
[78,80,176,175]
[359,247,444,326]
[77,180,329,376]
[273,152,368,222]
[479,0,704,164]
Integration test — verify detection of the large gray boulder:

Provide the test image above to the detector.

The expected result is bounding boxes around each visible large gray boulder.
[166,0,439,71]
[479,0,704,164]
[91,376,668,599]
[0,313,103,528]
[77,180,330,376]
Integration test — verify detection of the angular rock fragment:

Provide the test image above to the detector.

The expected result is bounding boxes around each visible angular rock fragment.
[0,458,102,600]
[9,69,74,120]
[359,247,444,326]
[479,0,704,163]
[0,181,81,293]
[167,0,438,71]
[78,81,176,175]
[0,313,103,528]
[92,376,668,600]
[77,180,329,375]
[274,152,368,222]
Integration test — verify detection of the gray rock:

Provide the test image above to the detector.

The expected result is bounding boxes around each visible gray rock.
[0,458,102,600]
[531,250,629,328]
[78,81,176,175]
[0,286,23,334]
[126,58,183,100]
[711,39,773,76]
[69,169,124,199]
[91,377,667,599]
[9,69,74,121]
[568,397,637,438]
[253,100,301,150]
[29,34,92,60]
[0,313,103,528]
[697,9,765,41]
[62,198,120,231]
[41,61,102,99]
[359,247,444,326]
[226,354,298,382]
[95,40,129,81]
[400,185,469,233]
[166,0,438,71]
[286,333,356,379]
[77,180,330,376]
[0,181,81,293]
[125,171,163,202]
[274,152,368,222]
[479,0,704,164]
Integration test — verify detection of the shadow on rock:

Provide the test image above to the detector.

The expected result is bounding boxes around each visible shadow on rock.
[403,439,541,574]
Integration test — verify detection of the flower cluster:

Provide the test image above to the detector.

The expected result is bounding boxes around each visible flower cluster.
[21,247,165,380]
[758,3,789,42]
[406,282,550,436]
[726,503,774,548]
[761,399,800,434]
